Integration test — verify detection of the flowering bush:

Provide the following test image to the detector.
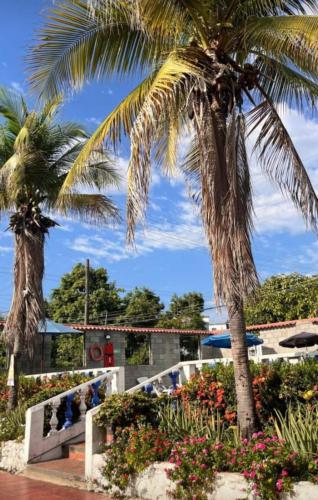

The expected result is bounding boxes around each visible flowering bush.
[103,424,172,491]
[167,433,318,499]
[174,360,318,427]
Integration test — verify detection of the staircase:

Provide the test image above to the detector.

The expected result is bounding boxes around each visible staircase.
[22,442,86,489]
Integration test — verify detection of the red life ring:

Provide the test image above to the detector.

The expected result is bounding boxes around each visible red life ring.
[89,344,103,361]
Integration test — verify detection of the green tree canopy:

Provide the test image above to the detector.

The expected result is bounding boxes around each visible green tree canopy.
[120,287,164,327]
[157,292,206,330]
[47,263,124,324]
[244,274,318,325]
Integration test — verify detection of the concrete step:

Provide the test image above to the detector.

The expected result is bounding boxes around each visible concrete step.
[22,457,86,490]
[67,442,85,461]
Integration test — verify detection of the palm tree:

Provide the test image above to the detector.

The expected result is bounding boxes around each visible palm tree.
[0,87,120,408]
[28,1,318,435]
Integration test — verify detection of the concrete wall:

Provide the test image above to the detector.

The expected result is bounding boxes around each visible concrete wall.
[216,319,318,359]
[85,330,125,369]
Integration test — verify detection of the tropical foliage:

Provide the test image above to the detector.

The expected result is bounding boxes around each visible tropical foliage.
[244,273,318,325]
[0,87,119,407]
[95,362,318,499]
[29,0,318,435]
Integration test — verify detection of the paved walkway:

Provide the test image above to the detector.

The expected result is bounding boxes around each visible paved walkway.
[0,471,112,500]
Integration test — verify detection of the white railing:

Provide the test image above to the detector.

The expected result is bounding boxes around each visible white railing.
[24,366,125,464]
[26,367,113,380]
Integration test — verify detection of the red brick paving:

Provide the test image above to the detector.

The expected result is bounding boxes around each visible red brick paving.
[0,471,112,500]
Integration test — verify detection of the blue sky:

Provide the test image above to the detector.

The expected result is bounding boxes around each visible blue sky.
[0,1,318,323]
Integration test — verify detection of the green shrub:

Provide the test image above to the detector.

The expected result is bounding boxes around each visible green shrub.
[94,392,167,431]
[0,405,26,442]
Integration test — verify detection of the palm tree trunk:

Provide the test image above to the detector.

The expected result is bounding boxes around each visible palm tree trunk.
[6,233,26,410]
[228,298,256,437]
[6,228,45,409]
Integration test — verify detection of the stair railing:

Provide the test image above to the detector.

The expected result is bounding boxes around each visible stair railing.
[24,366,125,464]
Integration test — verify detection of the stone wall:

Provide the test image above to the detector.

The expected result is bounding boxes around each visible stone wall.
[91,456,318,499]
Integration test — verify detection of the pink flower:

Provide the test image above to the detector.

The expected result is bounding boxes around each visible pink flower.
[257,431,265,438]
[175,460,182,467]
[281,469,289,477]
[230,458,236,464]
[250,471,256,479]
[276,479,283,492]
[181,449,188,456]
[189,474,199,482]
[200,464,207,470]
[243,470,249,479]
[255,443,266,451]
[202,448,208,455]
[252,432,259,439]
[169,457,175,464]
[242,438,249,445]
[214,443,223,451]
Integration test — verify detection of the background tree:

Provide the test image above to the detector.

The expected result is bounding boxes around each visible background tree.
[245,274,318,325]
[30,0,318,435]
[47,263,124,368]
[120,287,164,365]
[0,88,119,408]
[47,263,124,324]
[157,292,206,330]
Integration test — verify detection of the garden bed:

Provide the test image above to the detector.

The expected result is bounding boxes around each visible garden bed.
[93,361,318,499]
[91,455,318,500]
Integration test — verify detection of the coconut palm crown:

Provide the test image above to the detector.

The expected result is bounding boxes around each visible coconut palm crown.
[28,0,318,435]
[0,86,119,406]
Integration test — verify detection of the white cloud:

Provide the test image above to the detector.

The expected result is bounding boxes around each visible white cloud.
[86,117,102,126]
[0,245,12,253]
[69,214,207,263]
[10,81,24,94]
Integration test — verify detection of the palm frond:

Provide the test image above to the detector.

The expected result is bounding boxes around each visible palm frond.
[242,16,318,76]
[248,98,318,233]
[254,53,318,111]
[126,49,205,243]
[0,87,27,136]
[234,0,317,19]
[54,192,120,224]
[28,0,173,98]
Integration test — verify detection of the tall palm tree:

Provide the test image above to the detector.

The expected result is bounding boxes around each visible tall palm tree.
[28,1,318,435]
[0,87,120,408]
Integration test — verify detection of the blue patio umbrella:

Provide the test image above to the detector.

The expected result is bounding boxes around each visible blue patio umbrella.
[201,332,263,348]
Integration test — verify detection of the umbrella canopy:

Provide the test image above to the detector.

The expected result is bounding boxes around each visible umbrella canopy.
[279,332,318,349]
[38,319,82,335]
[201,332,263,348]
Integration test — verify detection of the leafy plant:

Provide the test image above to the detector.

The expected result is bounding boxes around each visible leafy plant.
[159,400,224,442]
[0,405,26,442]
[94,392,167,431]
[274,403,318,458]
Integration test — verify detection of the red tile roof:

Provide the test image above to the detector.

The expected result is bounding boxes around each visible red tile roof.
[1,317,317,336]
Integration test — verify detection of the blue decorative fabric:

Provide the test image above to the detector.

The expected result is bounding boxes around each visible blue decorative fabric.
[63,393,74,429]
[169,370,180,389]
[91,381,101,406]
